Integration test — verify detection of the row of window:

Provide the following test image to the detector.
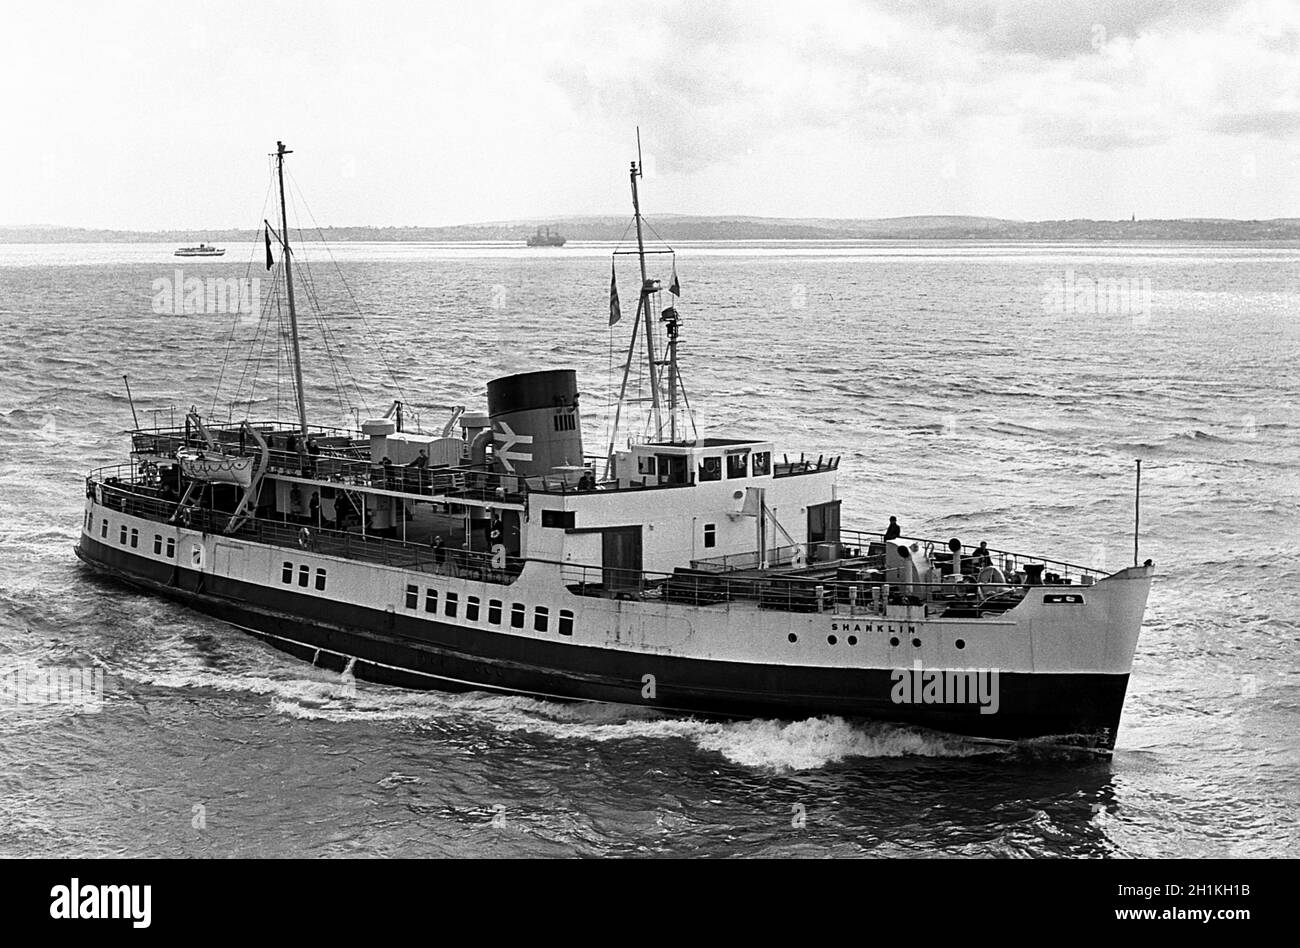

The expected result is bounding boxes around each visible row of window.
[636,451,772,481]
[699,450,772,482]
[282,561,328,591]
[100,517,177,559]
[404,584,573,636]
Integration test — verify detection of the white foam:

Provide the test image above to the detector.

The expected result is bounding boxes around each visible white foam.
[272,686,997,770]
[113,635,1000,771]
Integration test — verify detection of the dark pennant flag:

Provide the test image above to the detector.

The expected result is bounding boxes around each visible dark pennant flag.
[609,262,622,326]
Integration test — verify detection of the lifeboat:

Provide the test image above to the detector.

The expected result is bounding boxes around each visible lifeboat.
[176,449,254,487]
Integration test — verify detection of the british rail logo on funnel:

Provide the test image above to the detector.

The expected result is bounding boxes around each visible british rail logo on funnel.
[493,421,534,473]
[890,661,1000,714]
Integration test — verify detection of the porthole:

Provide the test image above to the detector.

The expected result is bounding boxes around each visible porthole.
[827,635,838,645]
[787,633,797,643]
[848,636,858,646]
[889,636,900,647]
[911,637,921,648]
[955,638,966,650]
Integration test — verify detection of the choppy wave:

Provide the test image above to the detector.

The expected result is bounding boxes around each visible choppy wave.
[2,243,1297,856]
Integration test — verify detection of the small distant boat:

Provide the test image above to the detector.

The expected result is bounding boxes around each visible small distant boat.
[175,243,226,257]
[526,226,566,247]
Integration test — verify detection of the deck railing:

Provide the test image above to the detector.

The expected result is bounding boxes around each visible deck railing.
[89,467,1100,614]
[689,528,1100,585]
[89,471,524,582]
[773,453,840,477]
[559,560,1081,617]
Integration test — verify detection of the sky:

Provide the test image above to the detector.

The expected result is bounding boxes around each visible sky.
[3,0,1299,229]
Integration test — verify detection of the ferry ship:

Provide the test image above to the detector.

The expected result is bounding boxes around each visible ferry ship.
[526,226,566,247]
[75,141,1154,749]
[174,243,226,257]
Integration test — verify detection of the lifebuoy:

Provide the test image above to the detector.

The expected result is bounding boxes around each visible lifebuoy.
[298,527,311,549]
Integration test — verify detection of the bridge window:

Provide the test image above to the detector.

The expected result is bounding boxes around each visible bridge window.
[405,584,419,609]
[315,568,327,591]
[558,609,574,636]
[726,453,748,479]
[466,596,480,621]
[488,599,502,625]
[533,606,549,632]
[298,565,309,588]
[637,455,657,476]
[704,523,716,548]
[510,603,525,629]
[283,561,294,583]
[698,456,722,482]
[424,589,438,613]
[154,534,163,555]
[542,510,575,529]
[445,592,458,618]
[752,451,771,476]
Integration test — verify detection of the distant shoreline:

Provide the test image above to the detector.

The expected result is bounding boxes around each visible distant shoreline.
[4,216,1300,243]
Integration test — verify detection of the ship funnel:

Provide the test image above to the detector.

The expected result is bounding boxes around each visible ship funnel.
[486,369,584,478]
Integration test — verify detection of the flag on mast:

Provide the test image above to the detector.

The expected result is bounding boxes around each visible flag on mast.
[669,260,680,297]
[264,224,274,270]
[609,262,622,325]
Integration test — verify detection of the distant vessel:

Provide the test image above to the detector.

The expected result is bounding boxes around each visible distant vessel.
[76,140,1155,751]
[526,226,566,247]
[174,243,225,257]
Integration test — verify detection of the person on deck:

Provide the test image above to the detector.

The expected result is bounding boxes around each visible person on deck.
[973,542,992,570]
[410,449,429,493]
[309,492,320,527]
[883,516,901,542]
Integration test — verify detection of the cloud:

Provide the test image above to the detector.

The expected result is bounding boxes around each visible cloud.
[1209,110,1300,136]
[878,0,1241,59]
[543,0,1300,169]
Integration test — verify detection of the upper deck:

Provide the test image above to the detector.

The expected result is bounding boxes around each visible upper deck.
[88,456,1107,622]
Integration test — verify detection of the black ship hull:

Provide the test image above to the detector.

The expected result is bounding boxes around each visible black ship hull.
[76,536,1130,749]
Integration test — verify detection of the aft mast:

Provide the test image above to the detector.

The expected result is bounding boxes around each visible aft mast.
[274,140,309,436]
[604,131,697,475]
